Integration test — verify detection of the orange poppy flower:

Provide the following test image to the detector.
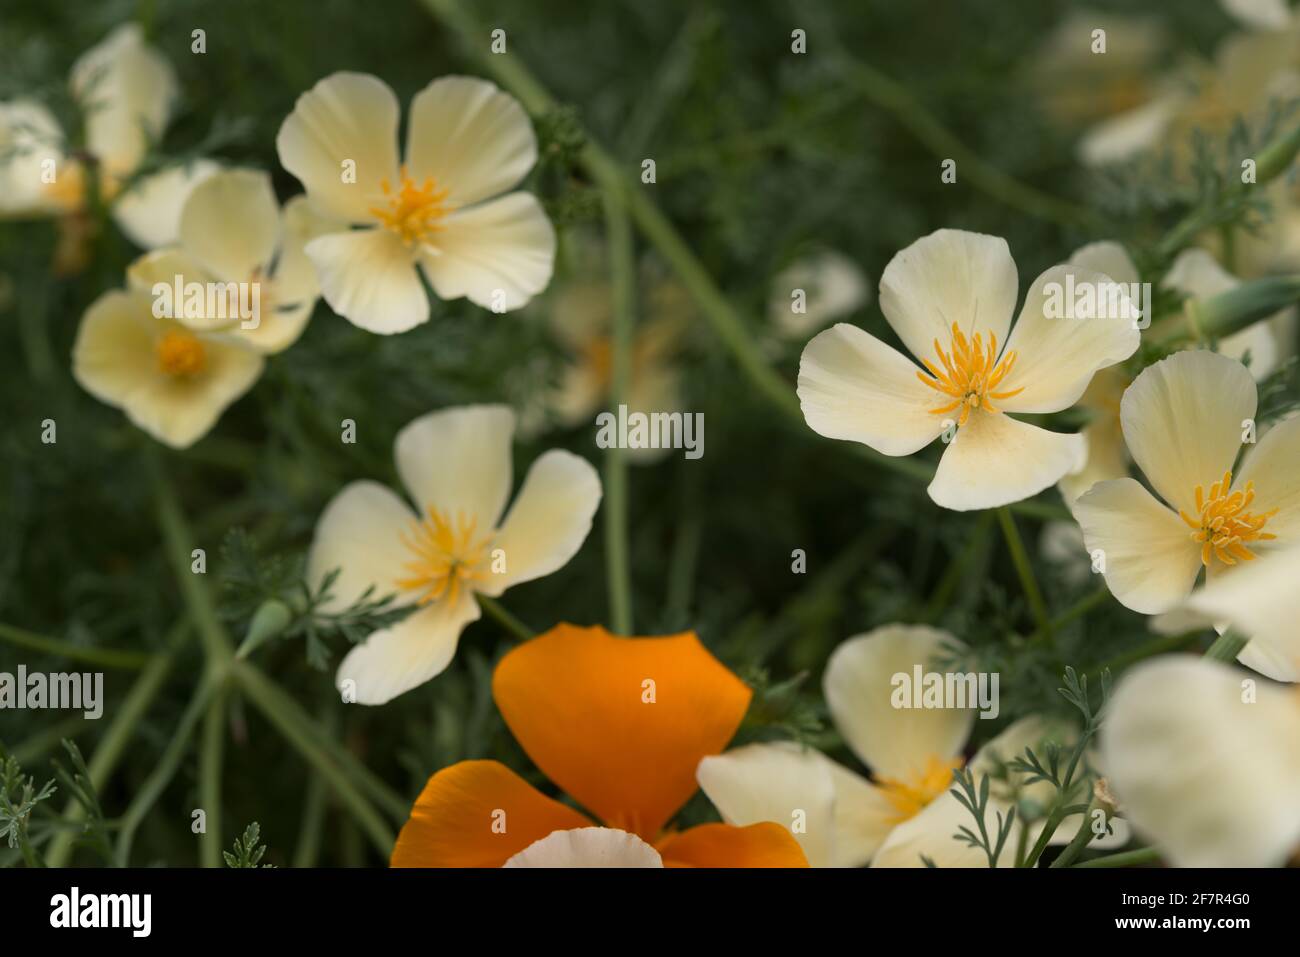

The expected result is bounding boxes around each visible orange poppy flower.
[391,623,808,867]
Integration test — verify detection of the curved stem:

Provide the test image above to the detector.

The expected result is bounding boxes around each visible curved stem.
[1204,630,1249,663]
[477,595,536,642]
[198,686,226,867]
[997,507,1052,640]
[1073,846,1160,868]
[0,622,154,670]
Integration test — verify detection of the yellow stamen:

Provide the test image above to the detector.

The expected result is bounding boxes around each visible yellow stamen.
[877,754,963,823]
[156,330,207,377]
[369,165,451,246]
[1178,470,1278,567]
[395,508,493,606]
[915,323,1024,427]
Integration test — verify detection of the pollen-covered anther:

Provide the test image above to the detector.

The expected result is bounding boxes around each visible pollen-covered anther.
[395,507,493,606]
[916,322,1024,427]
[1178,471,1278,567]
[369,165,451,246]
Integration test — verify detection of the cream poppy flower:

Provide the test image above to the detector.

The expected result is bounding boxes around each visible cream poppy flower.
[72,288,264,448]
[275,72,555,334]
[124,169,321,354]
[1075,351,1300,620]
[307,406,601,705]
[503,827,663,868]
[696,624,1114,867]
[1101,655,1300,867]
[767,248,870,341]
[1187,545,1300,682]
[0,24,216,248]
[798,229,1140,510]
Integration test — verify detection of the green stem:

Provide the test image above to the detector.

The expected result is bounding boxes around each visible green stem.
[996,507,1052,639]
[1094,628,1201,674]
[603,182,635,635]
[1049,801,1100,868]
[923,512,993,621]
[0,622,154,669]
[1074,846,1160,868]
[477,595,536,642]
[1021,806,1065,868]
[1027,587,1109,643]
[1204,630,1249,663]
[292,772,329,868]
[198,686,226,867]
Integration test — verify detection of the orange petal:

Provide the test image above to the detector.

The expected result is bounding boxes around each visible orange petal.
[492,623,752,839]
[390,760,591,867]
[657,822,810,867]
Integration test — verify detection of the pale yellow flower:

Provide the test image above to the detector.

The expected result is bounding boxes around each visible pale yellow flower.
[276,73,555,334]
[1187,544,1300,681]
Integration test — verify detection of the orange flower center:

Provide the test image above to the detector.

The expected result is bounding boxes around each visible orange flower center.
[369,165,451,245]
[395,508,493,606]
[1179,470,1278,567]
[156,330,207,378]
[916,322,1023,427]
[876,754,963,823]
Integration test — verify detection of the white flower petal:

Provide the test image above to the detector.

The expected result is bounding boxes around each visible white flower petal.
[1187,545,1300,682]
[1074,477,1203,614]
[0,100,68,216]
[305,227,427,334]
[393,405,516,532]
[111,159,219,249]
[823,624,973,779]
[797,323,947,456]
[335,591,481,705]
[769,249,870,338]
[1236,413,1300,540]
[306,480,419,613]
[870,790,1014,868]
[998,264,1141,414]
[1119,351,1256,517]
[928,412,1085,511]
[420,191,555,311]
[1101,656,1300,867]
[179,168,280,282]
[481,450,601,595]
[1079,94,1182,166]
[276,72,400,223]
[878,229,1018,362]
[503,827,662,868]
[406,76,537,207]
[1222,0,1293,30]
[1068,241,1139,285]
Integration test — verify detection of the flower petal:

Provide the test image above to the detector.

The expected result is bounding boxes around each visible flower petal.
[878,229,1018,363]
[492,624,752,839]
[70,24,175,176]
[480,450,601,595]
[870,790,1014,867]
[656,823,809,867]
[1068,241,1139,285]
[823,624,973,779]
[1101,656,1300,867]
[928,411,1085,511]
[1235,413,1300,540]
[179,168,280,282]
[797,323,947,456]
[111,159,219,249]
[1074,477,1202,614]
[1187,545,1300,682]
[275,71,400,223]
[394,405,515,531]
[420,191,555,311]
[305,227,427,334]
[391,760,591,867]
[997,264,1141,414]
[306,479,419,613]
[405,76,537,207]
[504,827,662,868]
[335,590,480,705]
[1120,351,1256,517]
[0,100,68,216]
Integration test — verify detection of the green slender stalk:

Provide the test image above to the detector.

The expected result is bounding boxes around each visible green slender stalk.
[231,660,395,857]
[1204,630,1249,663]
[1094,629,1200,674]
[115,669,220,867]
[1027,587,1109,644]
[922,512,993,621]
[0,622,154,669]
[292,772,329,868]
[603,182,635,635]
[1049,801,1100,869]
[996,507,1052,639]
[12,716,86,765]
[45,623,187,866]
[477,595,536,642]
[1074,846,1160,868]
[198,687,226,867]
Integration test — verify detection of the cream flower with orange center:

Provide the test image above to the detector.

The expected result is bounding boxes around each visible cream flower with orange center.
[276,72,555,334]
[0,25,217,249]
[72,288,264,449]
[797,229,1141,511]
[696,624,1112,867]
[1075,351,1300,630]
[306,406,601,705]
